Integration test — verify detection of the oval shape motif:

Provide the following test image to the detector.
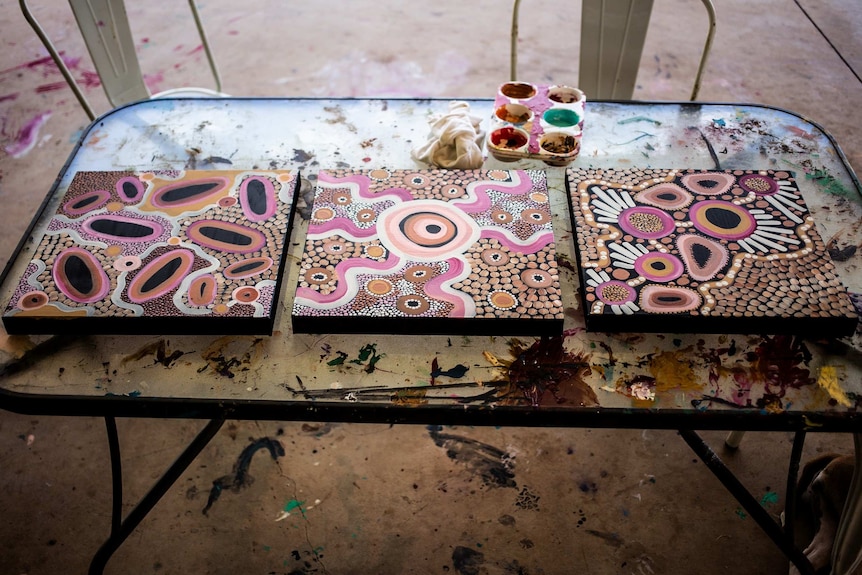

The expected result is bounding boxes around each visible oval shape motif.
[188,274,217,306]
[223,257,273,279]
[116,176,145,203]
[240,176,277,222]
[186,220,266,254]
[634,183,693,210]
[689,200,756,240]
[681,172,735,196]
[634,252,684,282]
[639,285,702,314]
[127,249,195,303]
[676,234,729,281]
[53,247,110,303]
[618,206,675,240]
[83,214,164,242]
[63,190,111,216]
[150,177,230,209]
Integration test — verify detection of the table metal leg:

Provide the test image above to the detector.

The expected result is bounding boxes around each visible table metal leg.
[678,429,815,575]
[831,432,862,574]
[784,431,807,550]
[89,417,226,575]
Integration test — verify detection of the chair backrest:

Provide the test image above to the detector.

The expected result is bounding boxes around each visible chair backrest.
[510,0,716,100]
[20,0,224,121]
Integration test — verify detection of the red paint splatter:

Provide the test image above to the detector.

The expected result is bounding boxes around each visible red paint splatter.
[4,112,52,158]
[362,157,372,163]
[228,30,239,36]
[187,44,204,56]
[0,93,19,103]
[35,82,67,93]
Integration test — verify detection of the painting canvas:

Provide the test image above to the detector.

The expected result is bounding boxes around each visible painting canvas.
[2,169,299,335]
[292,169,564,335]
[566,168,858,335]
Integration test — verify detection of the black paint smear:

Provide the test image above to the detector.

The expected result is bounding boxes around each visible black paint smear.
[203,437,285,515]
[507,332,596,407]
[452,546,485,575]
[585,529,624,548]
[427,425,516,489]
[122,339,185,368]
[430,357,469,384]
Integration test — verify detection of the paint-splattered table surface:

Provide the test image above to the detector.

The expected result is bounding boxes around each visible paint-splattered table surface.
[1,98,861,430]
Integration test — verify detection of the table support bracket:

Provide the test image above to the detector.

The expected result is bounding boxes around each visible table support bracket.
[678,429,815,575]
[89,416,226,575]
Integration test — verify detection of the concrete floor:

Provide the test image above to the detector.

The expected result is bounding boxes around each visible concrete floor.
[1,0,861,573]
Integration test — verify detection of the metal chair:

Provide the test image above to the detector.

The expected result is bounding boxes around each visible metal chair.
[510,0,716,100]
[20,0,226,121]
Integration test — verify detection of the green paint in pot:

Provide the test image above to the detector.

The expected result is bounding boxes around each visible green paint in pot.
[543,108,581,127]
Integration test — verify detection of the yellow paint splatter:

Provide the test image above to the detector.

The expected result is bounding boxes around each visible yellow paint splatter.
[817,365,852,407]
[648,350,699,392]
[483,350,510,367]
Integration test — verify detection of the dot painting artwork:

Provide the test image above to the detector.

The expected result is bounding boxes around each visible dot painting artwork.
[566,168,858,336]
[2,170,299,335]
[292,169,564,335]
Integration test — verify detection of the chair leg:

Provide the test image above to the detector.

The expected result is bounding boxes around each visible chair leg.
[725,430,746,449]
[831,433,862,574]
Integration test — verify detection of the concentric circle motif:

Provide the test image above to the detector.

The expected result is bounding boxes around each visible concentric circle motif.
[369,169,391,181]
[403,173,430,189]
[521,209,550,225]
[232,286,260,303]
[738,173,778,195]
[323,240,348,255]
[376,199,480,261]
[113,255,142,272]
[595,280,636,306]
[396,294,430,315]
[18,290,48,310]
[633,252,684,282]
[639,285,701,313]
[617,207,675,239]
[689,200,756,240]
[488,170,510,181]
[442,184,465,198]
[481,249,509,266]
[488,290,518,310]
[366,278,393,295]
[333,191,352,205]
[520,268,554,288]
[530,192,549,203]
[356,208,376,223]
[404,265,435,283]
[491,209,513,224]
[313,207,335,222]
[305,267,332,285]
[364,245,386,259]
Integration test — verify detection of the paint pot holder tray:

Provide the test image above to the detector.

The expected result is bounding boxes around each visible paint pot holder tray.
[486,82,586,166]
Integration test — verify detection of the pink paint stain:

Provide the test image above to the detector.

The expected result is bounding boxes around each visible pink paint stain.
[4,112,52,158]
[143,72,165,93]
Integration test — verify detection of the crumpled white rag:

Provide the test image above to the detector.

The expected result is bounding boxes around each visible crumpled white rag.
[411,101,485,169]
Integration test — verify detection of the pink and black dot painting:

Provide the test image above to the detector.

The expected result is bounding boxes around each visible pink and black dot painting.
[2,169,299,335]
[567,168,857,335]
[292,169,564,335]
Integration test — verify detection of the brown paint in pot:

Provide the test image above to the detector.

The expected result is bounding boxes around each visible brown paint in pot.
[490,127,529,150]
[499,81,537,100]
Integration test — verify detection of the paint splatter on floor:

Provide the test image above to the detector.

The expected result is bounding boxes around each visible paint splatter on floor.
[202,437,285,515]
[427,426,516,489]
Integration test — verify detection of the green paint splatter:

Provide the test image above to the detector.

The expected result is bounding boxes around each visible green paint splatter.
[283,499,306,517]
[760,491,779,507]
[805,168,853,199]
[263,545,271,552]
[735,507,747,519]
[618,116,662,126]
[327,351,348,366]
